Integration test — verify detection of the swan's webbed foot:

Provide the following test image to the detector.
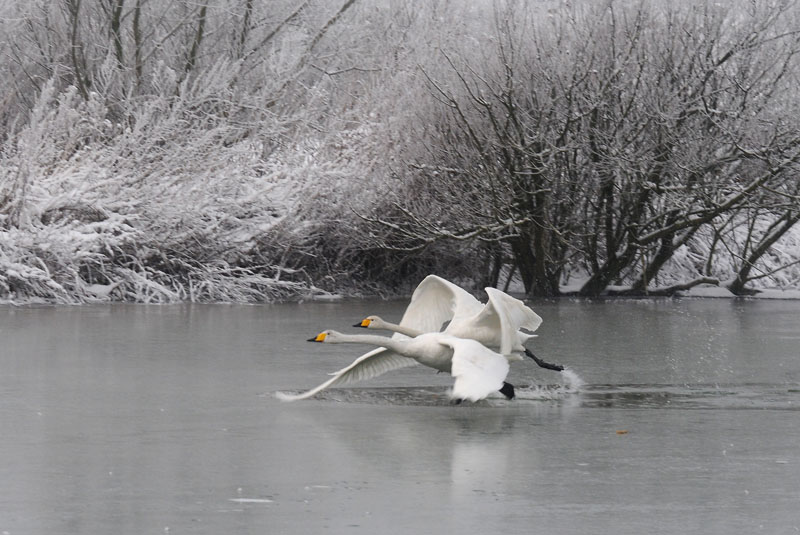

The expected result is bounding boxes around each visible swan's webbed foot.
[453,398,464,405]
[499,381,515,400]
[524,348,565,372]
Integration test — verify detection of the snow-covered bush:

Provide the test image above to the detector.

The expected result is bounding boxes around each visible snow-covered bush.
[0,63,370,303]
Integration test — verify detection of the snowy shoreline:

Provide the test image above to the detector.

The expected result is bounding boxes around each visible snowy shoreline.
[3,282,800,307]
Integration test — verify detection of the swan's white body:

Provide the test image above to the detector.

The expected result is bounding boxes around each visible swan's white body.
[360,275,542,357]
[276,331,510,403]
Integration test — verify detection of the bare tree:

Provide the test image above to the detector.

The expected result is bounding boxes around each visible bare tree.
[63,0,91,99]
[102,0,125,68]
[366,0,800,297]
[724,182,800,295]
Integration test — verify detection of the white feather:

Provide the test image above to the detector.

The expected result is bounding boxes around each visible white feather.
[397,275,485,334]
[441,337,510,402]
[275,346,417,402]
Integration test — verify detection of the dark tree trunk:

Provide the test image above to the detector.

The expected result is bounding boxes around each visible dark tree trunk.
[508,232,560,297]
[579,247,637,297]
[509,234,536,296]
[727,211,800,295]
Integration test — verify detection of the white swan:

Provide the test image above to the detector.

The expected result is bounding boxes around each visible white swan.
[355,275,563,370]
[275,330,514,403]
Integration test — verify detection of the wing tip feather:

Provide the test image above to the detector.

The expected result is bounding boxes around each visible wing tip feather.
[274,391,301,402]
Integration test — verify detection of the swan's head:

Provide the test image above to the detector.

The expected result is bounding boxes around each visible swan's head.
[353,315,384,329]
[307,330,339,343]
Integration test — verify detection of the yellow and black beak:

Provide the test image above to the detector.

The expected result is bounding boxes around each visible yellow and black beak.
[353,318,371,328]
[307,332,327,343]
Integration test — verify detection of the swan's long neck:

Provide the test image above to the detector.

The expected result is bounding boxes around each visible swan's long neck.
[330,332,408,354]
[378,320,423,338]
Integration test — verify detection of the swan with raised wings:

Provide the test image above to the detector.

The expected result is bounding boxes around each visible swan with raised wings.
[356,275,564,371]
[275,330,514,403]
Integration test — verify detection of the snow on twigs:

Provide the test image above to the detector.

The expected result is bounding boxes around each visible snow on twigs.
[1,1,800,303]
[0,71,366,304]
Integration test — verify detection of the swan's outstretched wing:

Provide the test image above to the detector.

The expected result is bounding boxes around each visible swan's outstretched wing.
[276,348,418,402]
[441,337,510,402]
[399,275,484,334]
[471,288,543,354]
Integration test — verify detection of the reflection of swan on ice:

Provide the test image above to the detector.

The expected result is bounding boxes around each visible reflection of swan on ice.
[276,330,514,403]
[355,275,565,372]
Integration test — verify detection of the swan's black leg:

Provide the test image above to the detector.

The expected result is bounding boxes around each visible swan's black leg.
[499,382,515,400]
[524,348,565,372]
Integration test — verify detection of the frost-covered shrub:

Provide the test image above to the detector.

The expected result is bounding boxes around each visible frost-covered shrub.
[0,64,377,303]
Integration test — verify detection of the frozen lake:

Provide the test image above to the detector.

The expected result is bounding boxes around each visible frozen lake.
[2,298,799,534]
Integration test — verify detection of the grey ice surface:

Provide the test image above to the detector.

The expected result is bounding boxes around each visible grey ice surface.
[2,299,799,534]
